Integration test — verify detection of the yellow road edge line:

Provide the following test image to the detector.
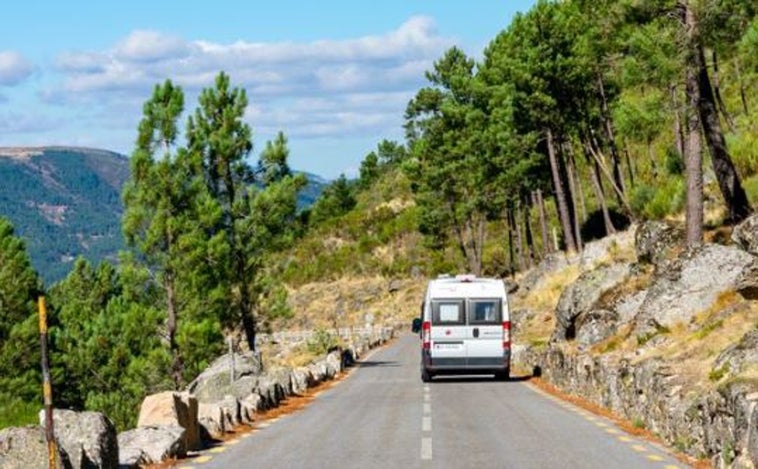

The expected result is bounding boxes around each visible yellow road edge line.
[209,446,226,454]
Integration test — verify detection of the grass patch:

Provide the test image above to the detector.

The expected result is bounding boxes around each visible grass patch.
[694,319,724,340]
[709,363,730,382]
[632,416,646,429]
[0,397,39,428]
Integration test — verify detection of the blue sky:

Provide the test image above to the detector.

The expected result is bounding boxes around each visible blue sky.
[0,0,535,179]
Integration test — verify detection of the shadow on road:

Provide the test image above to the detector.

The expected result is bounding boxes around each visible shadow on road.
[353,360,401,368]
[431,370,537,384]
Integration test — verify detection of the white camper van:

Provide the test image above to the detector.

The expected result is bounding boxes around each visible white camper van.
[419,274,511,382]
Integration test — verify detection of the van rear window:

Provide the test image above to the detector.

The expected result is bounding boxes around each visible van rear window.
[432,300,465,325]
[469,299,501,324]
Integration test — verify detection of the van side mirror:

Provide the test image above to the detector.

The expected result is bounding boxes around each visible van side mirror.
[411,317,422,333]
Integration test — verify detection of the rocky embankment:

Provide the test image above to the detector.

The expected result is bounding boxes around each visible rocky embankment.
[513,218,758,468]
[0,325,397,468]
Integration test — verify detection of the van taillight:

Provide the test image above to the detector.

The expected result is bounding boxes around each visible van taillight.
[422,321,431,349]
[502,321,511,348]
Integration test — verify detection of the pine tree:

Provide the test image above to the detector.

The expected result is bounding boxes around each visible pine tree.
[0,217,42,426]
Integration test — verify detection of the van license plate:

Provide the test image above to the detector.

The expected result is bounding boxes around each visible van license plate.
[435,343,462,350]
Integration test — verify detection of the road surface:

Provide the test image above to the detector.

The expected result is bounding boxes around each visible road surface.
[186,334,687,469]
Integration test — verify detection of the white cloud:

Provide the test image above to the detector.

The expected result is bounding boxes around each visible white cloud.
[0,51,33,86]
[45,16,453,144]
[114,30,192,63]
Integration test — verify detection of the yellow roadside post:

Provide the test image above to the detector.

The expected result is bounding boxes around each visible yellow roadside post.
[38,296,58,469]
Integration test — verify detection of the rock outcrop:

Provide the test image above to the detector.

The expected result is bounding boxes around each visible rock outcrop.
[633,244,753,338]
[550,262,630,345]
[514,219,758,466]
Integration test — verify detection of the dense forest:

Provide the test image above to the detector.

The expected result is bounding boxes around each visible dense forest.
[1,0,758,431]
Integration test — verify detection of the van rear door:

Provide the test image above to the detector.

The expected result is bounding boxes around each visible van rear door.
[429,299,467,367]
[466,298,503,367]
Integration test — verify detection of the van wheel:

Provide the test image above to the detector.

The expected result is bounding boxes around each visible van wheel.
[421,368,433,383]
[495,369,510,381]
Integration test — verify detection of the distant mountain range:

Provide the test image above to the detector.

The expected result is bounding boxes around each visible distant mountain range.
[0,146,326,285]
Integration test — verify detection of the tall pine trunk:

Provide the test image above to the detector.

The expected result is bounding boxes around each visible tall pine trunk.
[522,198,536,268]
[565,145,583,251]
[546,128,577,253]
[536,189,551,255]
[684,6,704,247]
[165,272,183,389]
[694,45,751,223]
[597,74,626,203]
[684,4,751,223]
[584,142,616,237]
[514,203,525,271]
[506,208,516,276]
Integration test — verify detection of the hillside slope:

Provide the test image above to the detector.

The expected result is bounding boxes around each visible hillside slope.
[0,146,327,284]
[0,147,128,284]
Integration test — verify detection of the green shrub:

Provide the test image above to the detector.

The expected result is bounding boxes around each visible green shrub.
[630,183,656,218]
[307,329,340,356]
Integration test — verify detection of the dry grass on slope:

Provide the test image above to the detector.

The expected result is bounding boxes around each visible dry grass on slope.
[282,275,426,331]
[511,264,581,346]
[258,275,426,369]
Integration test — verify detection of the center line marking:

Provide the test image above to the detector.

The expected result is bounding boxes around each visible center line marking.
[423,416,431,432]
[421,437,432,460]
[424,394,430,402]
[423,403,431,414]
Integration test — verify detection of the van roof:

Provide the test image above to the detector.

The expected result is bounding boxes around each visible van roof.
[427,276,506,298]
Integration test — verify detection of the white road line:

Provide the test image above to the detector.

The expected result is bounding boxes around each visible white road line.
[423,393,430,402]
[423,403,431,414]
[422,416,432,432]
[421,437,433,460]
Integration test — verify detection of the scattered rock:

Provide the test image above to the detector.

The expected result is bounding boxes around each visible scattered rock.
[188,352,262,401]
[137,391,201,451]
[579,229,635,270]
[38,409,118,469]
[732,213,758,256]
[197,403,225,441]
[0,426,66,469]
[118,426,186,466]
[518,252,571,293]
[635,221,683,266]
[291,367,312,394]
[735,261,758,300]
[714,330,758,379]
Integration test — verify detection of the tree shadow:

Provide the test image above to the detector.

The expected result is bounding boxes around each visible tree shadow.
[353,360,400,368]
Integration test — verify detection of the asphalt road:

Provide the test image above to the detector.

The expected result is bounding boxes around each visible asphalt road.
[186,334,687,469]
